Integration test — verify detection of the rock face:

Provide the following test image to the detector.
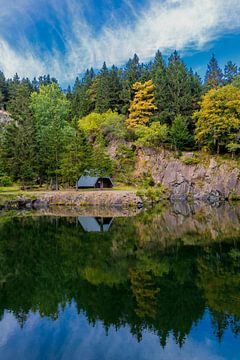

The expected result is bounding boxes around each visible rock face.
[135,148,240,201]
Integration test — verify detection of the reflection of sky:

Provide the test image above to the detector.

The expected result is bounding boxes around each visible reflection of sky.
[0,304,239,360]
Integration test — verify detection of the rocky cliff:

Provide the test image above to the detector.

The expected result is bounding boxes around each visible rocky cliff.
[134,148,240,201]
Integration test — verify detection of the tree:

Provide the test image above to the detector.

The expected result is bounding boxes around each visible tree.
[0,71,8,108]
[193,85,240,153]
[223,61,238,84]
[150,51,168,119]
[1,82,37,184]
[71,77,91,119]
[135,122,169,148]
[30,83,71,189]
[126,80,157,128]
[120,54,142,114]
[95,62,111,113]
[204,54,223,90]
[0,91,4,109]
[170,115,193,150]
[59,129,91,185]
[165,51,200,124]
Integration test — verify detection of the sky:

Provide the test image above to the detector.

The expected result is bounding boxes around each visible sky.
[0,0,240,85]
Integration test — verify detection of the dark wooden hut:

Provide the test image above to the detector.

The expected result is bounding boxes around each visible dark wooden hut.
[76,176,113,189]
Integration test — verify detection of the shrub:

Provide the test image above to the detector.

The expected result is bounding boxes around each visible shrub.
[135,122,169,148]
[181,156,200,165]
[0,176,12,187]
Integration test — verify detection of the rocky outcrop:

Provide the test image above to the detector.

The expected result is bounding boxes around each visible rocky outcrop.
[135,148,240,201]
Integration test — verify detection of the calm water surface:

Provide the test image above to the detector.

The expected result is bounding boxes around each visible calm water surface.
[0,203,240,360]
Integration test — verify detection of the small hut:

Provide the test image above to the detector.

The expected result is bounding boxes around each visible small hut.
[76,175,113,189]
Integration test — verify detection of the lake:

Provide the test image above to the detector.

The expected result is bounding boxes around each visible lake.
[0,202,240,360]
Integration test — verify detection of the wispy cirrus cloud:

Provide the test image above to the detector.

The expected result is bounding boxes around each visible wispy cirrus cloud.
[0,0,240,83]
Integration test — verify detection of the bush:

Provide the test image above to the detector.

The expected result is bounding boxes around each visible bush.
[181,156,200,165]
[134,122,169,148]
[0,176,12,187]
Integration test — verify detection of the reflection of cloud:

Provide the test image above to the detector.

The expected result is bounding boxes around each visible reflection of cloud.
[0,305,230,360]
[0,0,240,82]
[0,311,19,348]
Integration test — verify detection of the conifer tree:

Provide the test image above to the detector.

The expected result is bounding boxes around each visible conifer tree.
[223,61,238,84]
[204,54,223,90]
[1,83,37,183]
[165,51,196,123]
[150,50,168,117]
[95,62,111,113]
[126,80,157,128]
[0,71,8,108]
[121,54,142,114]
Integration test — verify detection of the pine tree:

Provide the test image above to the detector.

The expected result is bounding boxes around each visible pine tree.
[0,71,8,108]
[126,80,157,128]
[165,51,196,123]
[71,77,91,119]
[95,62,111,113]
[1,83,37,183]
[170,115,193,150]
[108,65,122,111]
[150,50,168,117]
[223,61,238,84]
[121,54,142,114]
[204,54,223,90]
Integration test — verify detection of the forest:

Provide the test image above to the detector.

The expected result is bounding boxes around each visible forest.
[0,50,240,188]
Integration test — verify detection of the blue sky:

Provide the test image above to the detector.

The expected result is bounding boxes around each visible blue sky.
[0,0,240,85]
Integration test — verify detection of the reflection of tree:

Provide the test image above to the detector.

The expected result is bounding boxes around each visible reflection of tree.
[129,269,160,318]
[0,213,239,347]
[197,245,240,340]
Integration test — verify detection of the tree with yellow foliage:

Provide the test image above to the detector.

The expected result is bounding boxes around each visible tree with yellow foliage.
[193,85,240,153]
[126,80,157,129]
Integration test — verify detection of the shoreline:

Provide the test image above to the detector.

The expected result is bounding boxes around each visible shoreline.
[0,190,144,210]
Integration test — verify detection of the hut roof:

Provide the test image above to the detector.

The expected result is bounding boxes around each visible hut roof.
[77,175,113,188]
[78,217,113,232]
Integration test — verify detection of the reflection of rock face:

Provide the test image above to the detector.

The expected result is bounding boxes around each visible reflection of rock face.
[135,148,240,201]
[78,217,113,232]
[137,203,240,247]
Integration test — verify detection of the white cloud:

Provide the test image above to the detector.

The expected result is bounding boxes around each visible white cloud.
[0,0,240,82]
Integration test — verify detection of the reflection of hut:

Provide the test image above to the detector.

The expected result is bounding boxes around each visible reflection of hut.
[78,217,113,232]
[76,176,113,189]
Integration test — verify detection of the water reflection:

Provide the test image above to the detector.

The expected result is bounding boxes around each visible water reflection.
[78,217,113,232]
[0,203,240,359]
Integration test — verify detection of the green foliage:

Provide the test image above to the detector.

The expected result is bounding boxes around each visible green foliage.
[232,75,240,89]
[137,184,167,204]
[204,54,223,90]
[1,83,37,183]
[170,115,193,150]
[226,142,240,157]
[30,83,71,188]
[193,85,240,153]
[0,175,12,187]
[59,129,91,186]
[181,155,200,165]
[79,110,127,142]
[135,122,169,148]
[115,144,136,184]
